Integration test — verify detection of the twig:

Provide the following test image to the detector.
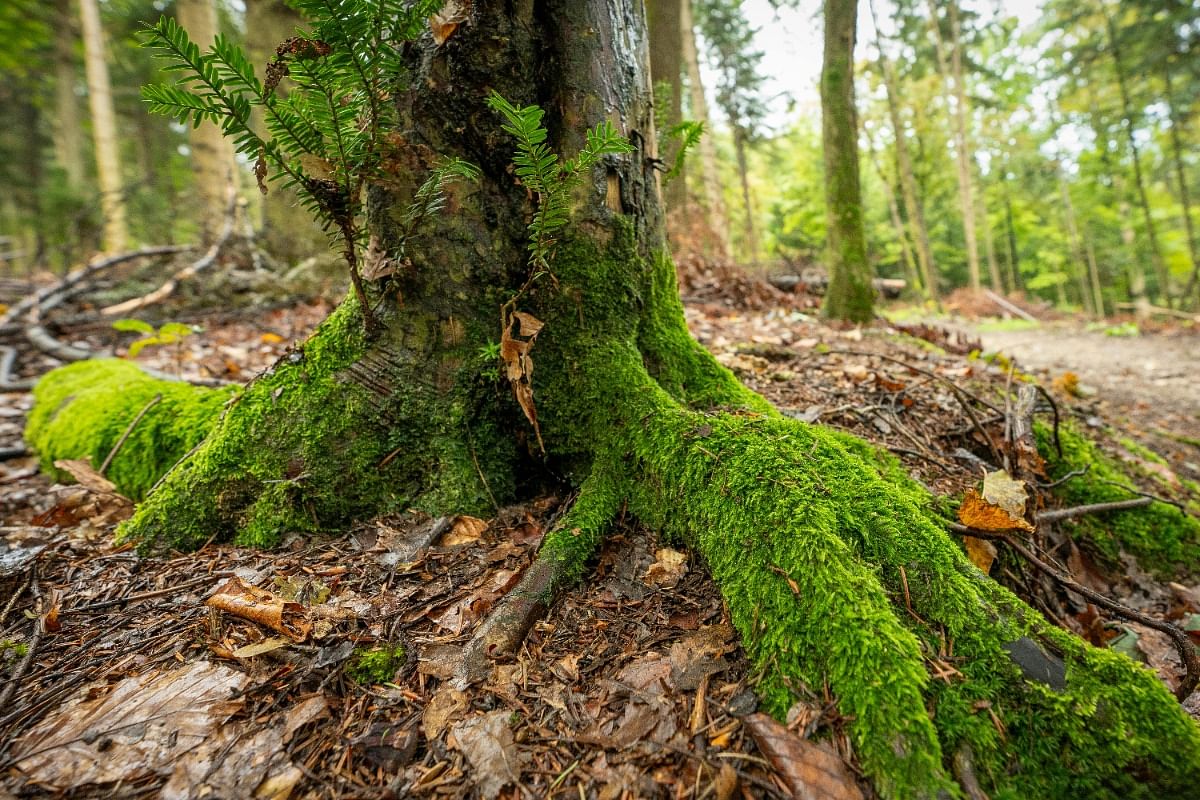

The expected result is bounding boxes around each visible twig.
[1037,465,1090,490]
[0,566,43,709]
[100,193,238,316]
[99,393,163,476]
[1094,479,1186,513]
[951,524,1199,700]
[1035,497,1153,523]
[63,572,228,614]
[0,245,189,330]
[0,571,31,628]
[1033,384,1062,458]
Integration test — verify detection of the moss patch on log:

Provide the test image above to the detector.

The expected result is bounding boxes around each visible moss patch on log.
[1037,421,1200,575]
[346,644,407,685]
[25,359,236,500]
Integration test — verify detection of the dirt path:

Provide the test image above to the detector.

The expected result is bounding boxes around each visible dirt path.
[955,320,1200,430]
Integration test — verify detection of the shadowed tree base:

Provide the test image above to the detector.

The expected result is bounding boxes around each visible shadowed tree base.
[25,0,1200,794]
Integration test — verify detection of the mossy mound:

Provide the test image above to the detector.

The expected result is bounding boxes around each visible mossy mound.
[25,359,236,500]
[1037,421,1200,576]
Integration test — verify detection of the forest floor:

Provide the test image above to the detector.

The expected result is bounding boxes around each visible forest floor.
[1,261,1199,799]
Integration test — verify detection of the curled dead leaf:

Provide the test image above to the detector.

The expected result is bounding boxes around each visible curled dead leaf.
[442,515,488,546]
[430,0,471,45]
[501,310,545,452]
[206,577,312,641]
[645,547,688,588]
[980,469,1029,520]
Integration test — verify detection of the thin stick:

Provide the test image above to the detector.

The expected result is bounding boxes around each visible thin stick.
[952,524,1199,700]
[0,567,42,709]
[63,572,228,614]
[1036,497,1153,523]
[99,393,162,476]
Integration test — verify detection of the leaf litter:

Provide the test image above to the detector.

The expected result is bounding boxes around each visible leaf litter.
[2,286,1200,797]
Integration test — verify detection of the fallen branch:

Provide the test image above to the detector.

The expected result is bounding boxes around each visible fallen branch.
[951,523,1199,701]
[100,197,238,317]
[985,290,1038,323]
[0,566,43,710]
[0,246,188,330]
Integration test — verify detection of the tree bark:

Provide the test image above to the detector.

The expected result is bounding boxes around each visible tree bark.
[1058,172,1095,315]
[866,129,919,291]
[647,0,686,211]
[1163,66,1199,306]
[77,0,128,252]
[176,0,240,243]
[680,0,730,258]
[821,0,874,322]
[27,1,1200,796]
[926,0,981,291]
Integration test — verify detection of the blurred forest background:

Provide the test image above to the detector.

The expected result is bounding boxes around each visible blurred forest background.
[0,0,1197,318]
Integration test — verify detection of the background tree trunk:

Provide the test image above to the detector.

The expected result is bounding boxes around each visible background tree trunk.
[926,0,981,290]
[176,0,239,243]
[732,125,758,266]
[647,0,686,211]
[243,0,329,265]
[821,0,874,322]
[680,0,730,258]
[78,0,128,252]
[53,0,85,190]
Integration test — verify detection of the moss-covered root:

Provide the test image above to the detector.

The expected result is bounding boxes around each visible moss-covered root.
[25,359,236,500]
[115,298,509,553]
[589,346,1200,800]
[459,466,625,682]
[1036,421,1200,576]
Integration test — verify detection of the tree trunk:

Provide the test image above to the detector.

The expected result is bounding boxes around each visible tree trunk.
[647,0,686,212]
[867,131,920,292]
[680,0,730,258]
[926,0,981,291]
[732,125,758,266]
[77,0,128,252]
[1003,188,1020,291]
[1084,225,1107,317]
[176,0,239,243]
[821,0,874,322]
[1058,172,1095,315]
[1164,66,1199,306]
[243,0,329,264]
[53,0,85,189]
[982,203,1004,294]
[1114,173,1151,320]
[27,0,1200,796]
[869,1,937,300]
[1106,10,1170,306]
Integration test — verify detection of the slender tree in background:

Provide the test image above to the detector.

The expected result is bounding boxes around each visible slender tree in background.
[52,0,85,190]
[925,0,981,290]
[695,0,767,265]
[243,0,328,264]
[1163,63,1199,303]
[176,0,239,242]
[680,0,730,257]
[869,0,937,300]
[78,0,128,252]
[821,0,873,321]
[648,0,686,210]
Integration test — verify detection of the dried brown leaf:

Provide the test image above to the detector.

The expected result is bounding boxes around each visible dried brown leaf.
[450,711,522,796]
[501,310,545,451]
[206,576,312,641]
[53,459,119,496]
[962,535,998,573]
[442,515,488,546]
[430,0,470,45]
[743,713,864,800]
[423,686,469,740]
[980,469,1029,520]
[644,547,687,588]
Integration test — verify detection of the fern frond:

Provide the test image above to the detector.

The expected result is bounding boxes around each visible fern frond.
[400,157,481,244]
[663,120,704,182]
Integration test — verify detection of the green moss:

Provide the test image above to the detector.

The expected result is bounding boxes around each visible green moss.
[1118,436,1169,467]
[25,359,237,499]
[1,639,29,660]
[1037,422,1200,575]
[346,643,406,685]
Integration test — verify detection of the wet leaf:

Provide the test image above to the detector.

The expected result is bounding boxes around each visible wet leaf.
[962,535,997,573]
[981,469,1029,520]
[743,712,864,800]
[450,711,523,796]
[500,310,545,452]
[13,661,248,787]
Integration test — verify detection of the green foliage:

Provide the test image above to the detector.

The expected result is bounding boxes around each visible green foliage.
[487,91,632,274]
[113,318,198,358]
[139,1,475,322]
[663,121,705,183]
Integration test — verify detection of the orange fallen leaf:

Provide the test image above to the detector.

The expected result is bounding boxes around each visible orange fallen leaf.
[501,310,545,452]
[442,515,488,546]
[430,0,470,45]
[962,535,998,573]
[957,489,1035,532]
[260,332,285,344]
